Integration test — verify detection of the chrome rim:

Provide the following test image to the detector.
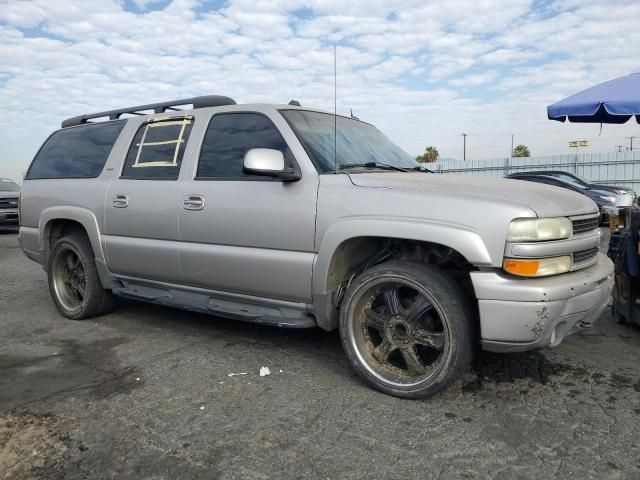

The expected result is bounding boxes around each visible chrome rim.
[347,277,449,388]
[52,246,86,311]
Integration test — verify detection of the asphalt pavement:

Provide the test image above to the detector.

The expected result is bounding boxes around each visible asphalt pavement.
[1,228,639,480]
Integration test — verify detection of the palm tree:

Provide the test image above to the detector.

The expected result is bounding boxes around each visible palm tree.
[416,146,439,163]
[512,144,531,158]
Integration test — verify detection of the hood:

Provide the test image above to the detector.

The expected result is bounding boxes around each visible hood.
[584,189,613,206]
[589,184,634,195]
[348,172,598,217]
[588,188,616,197]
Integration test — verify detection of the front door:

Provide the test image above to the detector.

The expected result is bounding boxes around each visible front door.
[178,112,317,302]
[104,116,194,283]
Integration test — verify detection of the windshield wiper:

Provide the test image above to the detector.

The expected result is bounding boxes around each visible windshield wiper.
[338,162,409,172]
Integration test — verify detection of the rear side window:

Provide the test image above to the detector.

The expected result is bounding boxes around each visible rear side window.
[26,121,126,179]
[196,113,292,179]
[121,117,193,180]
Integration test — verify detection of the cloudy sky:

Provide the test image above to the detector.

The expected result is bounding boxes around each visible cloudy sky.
[1,0,640,181]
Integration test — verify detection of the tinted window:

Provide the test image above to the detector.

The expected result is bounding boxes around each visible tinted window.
[548,173,588,189]
[523,177,570,189]
[26,121,126,179]
[520,177,551,184]
[534,177,574,189]
[281,109,417,173]
[121,118,193,180]
[197,113,292,179]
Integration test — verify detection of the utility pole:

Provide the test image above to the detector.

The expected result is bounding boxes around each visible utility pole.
[569,140,588,173]
[616,145,625,152]
[506,134,514,175]
[462,133,467,161]
[627,136,636,151]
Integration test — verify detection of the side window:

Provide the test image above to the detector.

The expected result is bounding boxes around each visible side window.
[26,120,126,179]
[539,178,562,187]
[526,177,552,185]
[197,113,293,179]
[121,117,193,180]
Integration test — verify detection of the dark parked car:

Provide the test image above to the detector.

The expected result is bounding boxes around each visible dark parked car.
[506,172,625,221]
[507,170,635,207]
[0,178,20,227]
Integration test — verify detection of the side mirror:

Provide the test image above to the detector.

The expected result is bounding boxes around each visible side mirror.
[243,148,300,182]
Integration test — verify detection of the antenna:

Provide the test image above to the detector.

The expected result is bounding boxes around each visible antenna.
[334,44,337,174]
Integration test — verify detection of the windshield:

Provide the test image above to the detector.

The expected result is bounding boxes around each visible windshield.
[0,179,20,192]
[548,172,590,188]
[281,110,420,173]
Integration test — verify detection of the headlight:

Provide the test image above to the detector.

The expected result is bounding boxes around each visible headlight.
[614,189,628,194]
[503,256,572,277]
[507,217,572,242]
[598,195,616,204]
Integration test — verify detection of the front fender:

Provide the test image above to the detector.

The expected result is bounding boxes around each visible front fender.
[311,217,492,330]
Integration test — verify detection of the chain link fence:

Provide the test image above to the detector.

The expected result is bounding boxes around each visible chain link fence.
[424,151,640,193]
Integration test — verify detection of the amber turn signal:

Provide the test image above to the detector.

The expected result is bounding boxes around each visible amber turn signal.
[503,256,572,277]
[503,259,540,276]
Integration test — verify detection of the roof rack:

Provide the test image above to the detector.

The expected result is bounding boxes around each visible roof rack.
[61,95,237,128]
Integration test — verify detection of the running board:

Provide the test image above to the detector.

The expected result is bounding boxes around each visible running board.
[110,278,317,329]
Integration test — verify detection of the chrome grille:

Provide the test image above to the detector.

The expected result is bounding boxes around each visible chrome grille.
[0,199,19,210]
[572,217,599,235]
[573,247,599,264]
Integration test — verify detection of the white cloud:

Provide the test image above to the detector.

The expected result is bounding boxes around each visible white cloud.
[131,0,167,9]
[449,71,498,88]
[1,0,640,182]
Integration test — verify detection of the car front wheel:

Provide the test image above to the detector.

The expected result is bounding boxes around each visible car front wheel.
[339,261,473,399]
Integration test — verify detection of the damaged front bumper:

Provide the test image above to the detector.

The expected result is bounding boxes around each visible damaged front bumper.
[471,253,614,353]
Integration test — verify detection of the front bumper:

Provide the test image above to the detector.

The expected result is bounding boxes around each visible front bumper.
[0,209,19,226]
[471,253,614,353]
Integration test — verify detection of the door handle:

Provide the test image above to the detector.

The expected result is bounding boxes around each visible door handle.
[183,195,205,211]
[112,194,129,208]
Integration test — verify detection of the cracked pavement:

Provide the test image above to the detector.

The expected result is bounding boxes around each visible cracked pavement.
[1,229,639,479]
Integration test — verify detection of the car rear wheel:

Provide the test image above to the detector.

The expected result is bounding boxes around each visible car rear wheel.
[339,261,473,399]
[48,232,114,319]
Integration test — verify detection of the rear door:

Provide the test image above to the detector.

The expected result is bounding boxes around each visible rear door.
[178,110,318,302]
[104,115,194,283]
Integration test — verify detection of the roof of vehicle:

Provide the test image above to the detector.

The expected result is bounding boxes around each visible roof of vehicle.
[507,170,582,178]
[508,174,577,185]
[61,95,237,128]
[61,95,362,129]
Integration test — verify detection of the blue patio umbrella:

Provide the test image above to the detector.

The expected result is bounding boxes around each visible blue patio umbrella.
[547,72,640,124]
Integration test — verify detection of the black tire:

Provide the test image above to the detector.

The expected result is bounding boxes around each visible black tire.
[47,232,115,319]
[339,260,473,399]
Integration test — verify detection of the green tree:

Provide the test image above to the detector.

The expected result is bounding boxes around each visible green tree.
[416,146,439,163]
[513,144,531,158]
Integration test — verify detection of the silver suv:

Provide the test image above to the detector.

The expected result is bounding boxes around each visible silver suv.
[19,95,614,398]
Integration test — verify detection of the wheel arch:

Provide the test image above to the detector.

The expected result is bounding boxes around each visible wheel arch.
[312,219,489,330]
[40,206,105,266]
